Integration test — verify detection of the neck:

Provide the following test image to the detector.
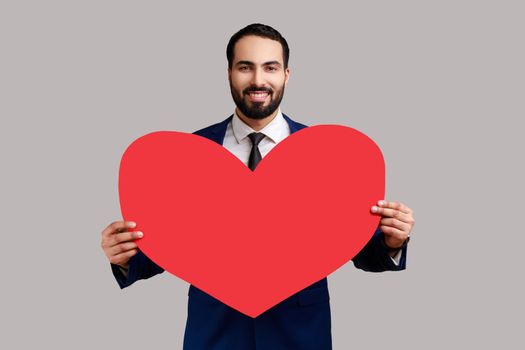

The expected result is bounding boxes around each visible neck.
[236,108,279,131]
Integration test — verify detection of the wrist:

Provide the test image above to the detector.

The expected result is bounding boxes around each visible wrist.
[382,235,410,252]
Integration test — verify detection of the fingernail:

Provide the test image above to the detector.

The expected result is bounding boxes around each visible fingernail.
[136,231,143,237]
[128,222,136,227]
[371,206,378,213]
[378,200,385,206]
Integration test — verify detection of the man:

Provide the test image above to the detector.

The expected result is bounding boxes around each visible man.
[101,23,415,350]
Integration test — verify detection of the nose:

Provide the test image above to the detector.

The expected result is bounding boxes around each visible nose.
[250,66,264,86]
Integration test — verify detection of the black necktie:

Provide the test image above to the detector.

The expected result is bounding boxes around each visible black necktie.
[248,132,265,171]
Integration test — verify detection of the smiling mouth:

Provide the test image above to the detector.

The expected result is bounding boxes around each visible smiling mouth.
[246,91,270,102]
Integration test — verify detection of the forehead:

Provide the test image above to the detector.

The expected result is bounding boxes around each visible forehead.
[233,35,284,65]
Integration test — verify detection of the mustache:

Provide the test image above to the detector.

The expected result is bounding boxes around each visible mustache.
[243,87,273,94]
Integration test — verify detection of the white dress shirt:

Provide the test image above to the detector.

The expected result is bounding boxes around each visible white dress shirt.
[223,108,290,166]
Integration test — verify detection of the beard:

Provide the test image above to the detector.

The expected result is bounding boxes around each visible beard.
[230,83,285,120]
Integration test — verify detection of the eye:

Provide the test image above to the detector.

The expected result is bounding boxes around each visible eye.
[239,66,250,71]
[266,66,278,72]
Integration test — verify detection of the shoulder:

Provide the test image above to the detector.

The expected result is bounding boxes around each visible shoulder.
[193,116,233,137]
[283,113,309,133]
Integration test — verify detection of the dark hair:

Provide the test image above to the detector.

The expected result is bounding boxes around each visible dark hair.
[227,23,290,69]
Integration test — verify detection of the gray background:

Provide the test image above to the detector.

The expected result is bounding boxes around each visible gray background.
[1,0,523,349]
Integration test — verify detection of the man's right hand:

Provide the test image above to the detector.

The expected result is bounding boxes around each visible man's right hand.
[101,221,143,269]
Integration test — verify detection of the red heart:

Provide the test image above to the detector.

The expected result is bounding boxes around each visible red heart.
[119,125,384,317]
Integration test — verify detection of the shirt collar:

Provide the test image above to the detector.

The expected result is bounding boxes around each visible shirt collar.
[232,108,289,144]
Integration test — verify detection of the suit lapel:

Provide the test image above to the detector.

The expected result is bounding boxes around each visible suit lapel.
[283,113,308,134]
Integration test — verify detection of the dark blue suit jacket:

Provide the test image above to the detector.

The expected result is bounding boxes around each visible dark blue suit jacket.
[111,114,407,350]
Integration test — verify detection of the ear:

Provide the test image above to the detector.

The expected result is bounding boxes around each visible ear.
[284,67,290,87]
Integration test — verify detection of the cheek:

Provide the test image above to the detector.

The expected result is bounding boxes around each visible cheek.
[269,76,286,89]
[231,74,250,89]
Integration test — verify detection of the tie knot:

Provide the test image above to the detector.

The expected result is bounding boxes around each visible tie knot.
[248,132,265,146]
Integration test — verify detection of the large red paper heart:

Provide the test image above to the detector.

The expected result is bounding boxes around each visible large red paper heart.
[119,125,384,317]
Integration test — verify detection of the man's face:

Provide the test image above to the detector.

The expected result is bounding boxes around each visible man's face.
[228,35,290,120]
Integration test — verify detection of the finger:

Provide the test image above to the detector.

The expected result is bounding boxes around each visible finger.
[108,241,138,256]
[102,230,142,249]
[102,221,136,238]
[109,248,139,266]
[380,225,407,241]
[108,230,143,247]
[371,207,411,222]
[380,218,410,232]
[377,200,411,214]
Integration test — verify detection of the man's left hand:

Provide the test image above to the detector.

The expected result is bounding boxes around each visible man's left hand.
[371,200,415,250]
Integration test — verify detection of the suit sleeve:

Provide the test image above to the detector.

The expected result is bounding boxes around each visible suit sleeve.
[110,249,164,289]
[352,228,407,272]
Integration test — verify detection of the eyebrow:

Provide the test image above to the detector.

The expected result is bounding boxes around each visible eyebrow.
[235,60,283,68]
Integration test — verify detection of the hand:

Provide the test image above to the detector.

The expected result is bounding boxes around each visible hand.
[100,221,143,269]
[371,200,415,250]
